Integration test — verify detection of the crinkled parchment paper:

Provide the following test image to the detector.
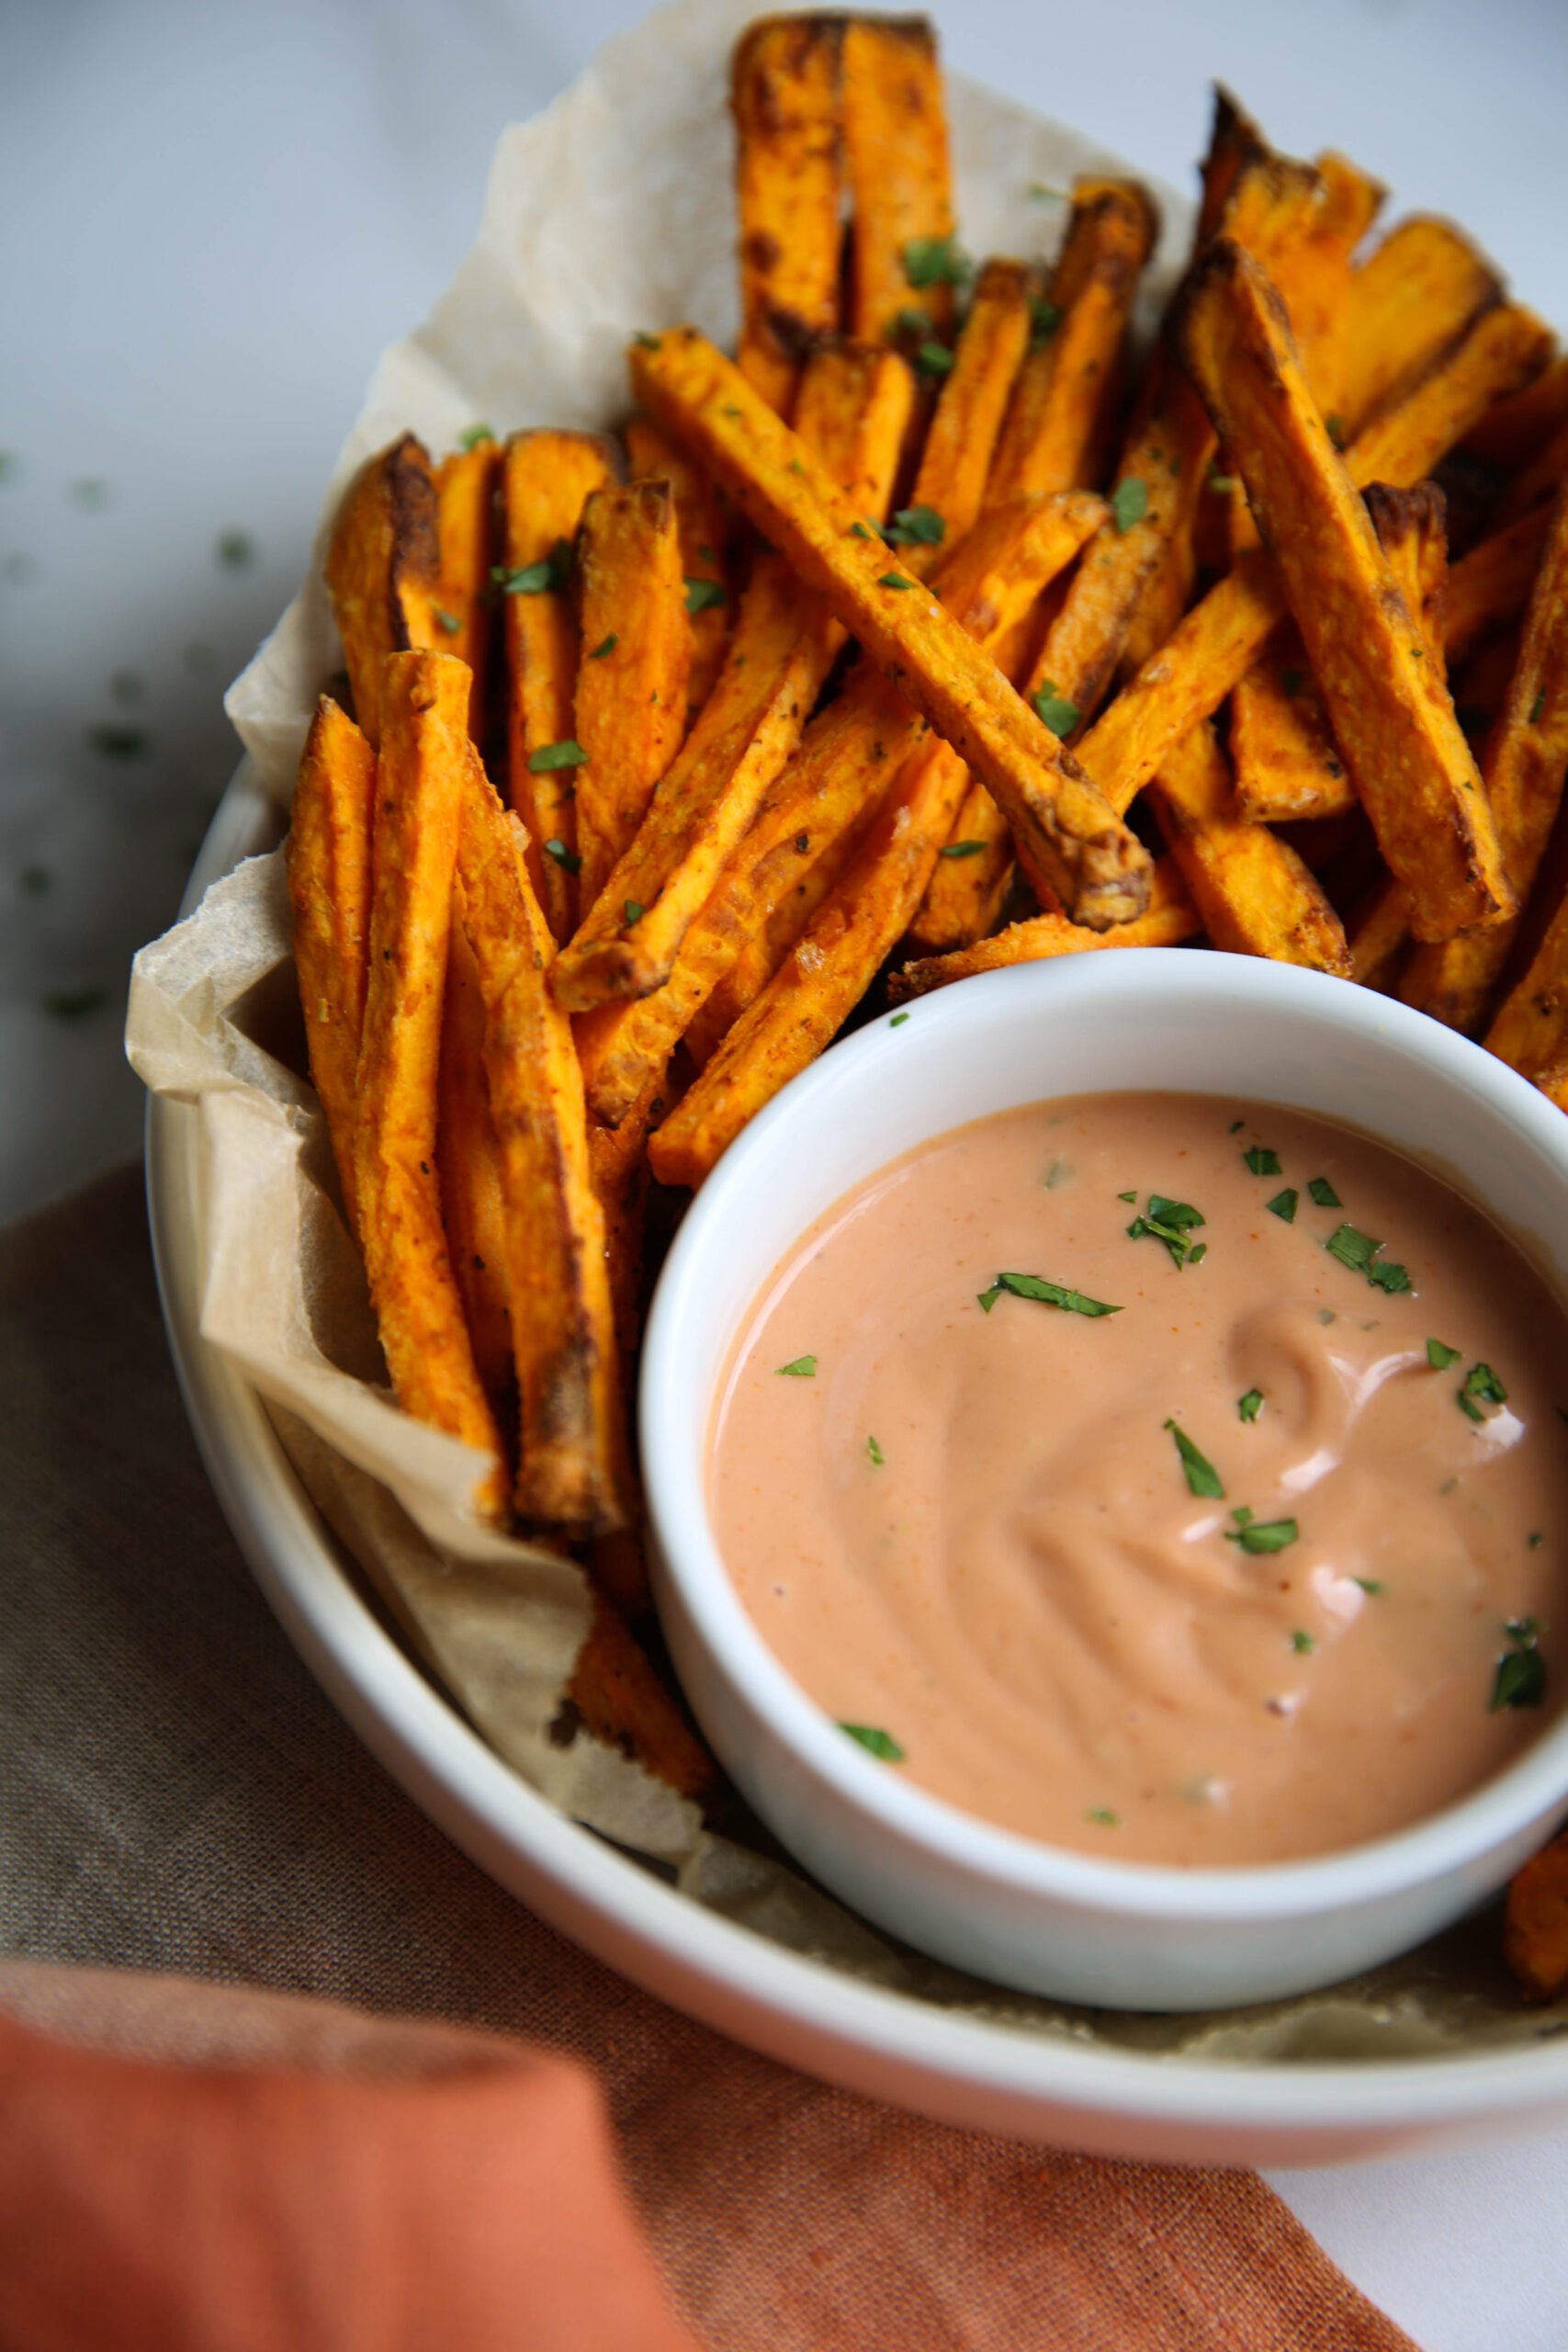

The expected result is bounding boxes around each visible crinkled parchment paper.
[128,0,1566,2063]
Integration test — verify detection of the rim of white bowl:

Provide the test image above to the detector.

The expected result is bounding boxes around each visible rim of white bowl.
[148,763,1568,2149]
[641,948,1568,1927]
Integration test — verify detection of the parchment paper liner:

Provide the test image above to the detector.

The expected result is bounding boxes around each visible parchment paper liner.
[128,0,1567,2063]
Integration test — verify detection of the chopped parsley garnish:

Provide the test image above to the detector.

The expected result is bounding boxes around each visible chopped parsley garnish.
[1368,1259,1412,1293]
[634,332,662,350]
[1238,1388,1264,1423]
[589,632,617,659]
[866,1435,886,1467]
[1324,1222,1380,1273]
[902,235,973,290]
[458,423,495,449]
[1032,681,1080,737]
[1117,1189,1137,1203]
[775,1355,818,1377]
[1529,1532,1544,1548]
[1208,465,1236,493]
[894,305,933,339]
[840,1723,905,1760]
[1127,1193,1207,1270]
[916,342,955,378]
[432,605,460,635]
[1229,1118,1246,1134]
[1307,1176,1341,1207]
[886,503,945,547]
[1458,1362,1508,1423]
[938,839,985,858]
[624,900,644,925]
[684,576,726,615]
[1266,1188,1298,1223]
[1325,412,1347,449]
[541,838,581,873]
[889,1011,909,1027]
[1243,1145,1281,1176]
[1292,1629,1316,1654]
[493,539,571,595]
[979,1271,1122,1318]
[1225,1510,1299,1555]
[1029,294,1063,346]
[528,740,589,774]
[1530,689,1547,725]
[1044,1158,1072,1189]
[1086,1806,1120,1826]
[877,572,918,592]
[849,520,877,540]
[1111,477,1148,534]
[1353,1577,1384,1596]
[1165,1419,1224,1498]
[1490,1619,1546,1713]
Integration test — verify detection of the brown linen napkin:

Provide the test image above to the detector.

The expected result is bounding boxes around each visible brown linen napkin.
[0,1165,1418,2351]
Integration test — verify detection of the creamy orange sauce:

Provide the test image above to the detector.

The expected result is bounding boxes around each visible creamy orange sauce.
[710,1094,1568,1864]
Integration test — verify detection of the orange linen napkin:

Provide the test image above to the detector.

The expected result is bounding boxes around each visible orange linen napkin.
[0,1168,1419,2352]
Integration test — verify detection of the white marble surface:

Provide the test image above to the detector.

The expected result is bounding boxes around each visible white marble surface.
[6,3,1568,2338]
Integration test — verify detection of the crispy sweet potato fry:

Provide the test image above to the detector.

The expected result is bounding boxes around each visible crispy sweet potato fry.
[732,15,845,413]
[629,327,1153,926]
[455,766,625,1535]
[1404,483,1568,1033]
[1173,242,1510,941]
[353,652,506,1521]
[1504,1827,1568,2002]
[904,256,1034,571]
[432,439,501,736]
[567,1589,716,1802]
[573,481,691,909]
[325,435,440,750]
[1486,862,1568,1079]
[1336,216,1502,438]
[889,858,1199,1000]
[1231,652,1353,822]
[501,429,620,940]
[553,343,914,1012]
[624,418,734,721]
[1443,506,1552,668]
[1352,302,1552,492]
[840,15,955,344]
[587,1076,664,1358]
[437,919,513,1398]
[1464,353,1568,475]
[1150,718,1351,970]
[287,696,376,1232]
[650,732,975,1190]
[987,180,1157,503]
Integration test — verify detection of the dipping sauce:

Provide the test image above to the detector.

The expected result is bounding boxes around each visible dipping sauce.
[710,1094,1568,1865]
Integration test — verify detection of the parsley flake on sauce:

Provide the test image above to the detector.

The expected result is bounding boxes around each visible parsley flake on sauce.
[1459,1362,1508,1422]
[1032,682,1080,737]
[1353,1577,1384,1596]
[1307,1176,1342,1207]
[1127,1193,1206,1270]
[1243,1145,1282,1177]
[1266,1188,1298,1223]
[886,503,946,548]
[775,1355,818,1378]
[1165,1419,1224,1499]
[1225,1510,1299,1555]
[1491,1619,1546,1712]
[1238,1388,1264,1423]
[1111,478,1148,534]
[866,1435,886,1467]
[1292,1630,1316,1655]
[840,1723,906,1760]
[1086,1806,1120,1826]
[983,1271,1122,1318]
[528,740,589,774]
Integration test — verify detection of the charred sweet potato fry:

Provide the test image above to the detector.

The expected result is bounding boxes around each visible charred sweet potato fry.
[567,1589,716,1803]
[629,327,1152,927]
[432,438,502,736]
[500,429,620,940]
[890,858,1200,999]
[287,696,376,1231]
[840,15,955,344]
[325,435,440,749]
[1504,1828,1568,2002]
[455,763,625,1536]
[732,15,845,413]
[904,256,1034,571]
[353,652,507,1521]
[624,418,735,720]
[437,919,513,1398]
[553,342,914,1012]
[987,180,1157,503]
[1336,216,1502,437]
[573,481,691,910]
[1175,242,1510,941]
[1465,352,1568,475]
[1443,506,1552,668]
[1404,483,1568,1033]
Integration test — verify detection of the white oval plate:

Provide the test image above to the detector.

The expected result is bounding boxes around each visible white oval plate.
[146,763,1568,2166]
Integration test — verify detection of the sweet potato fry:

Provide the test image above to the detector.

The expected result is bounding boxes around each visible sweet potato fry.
[903,256,1034,571]
[1464,352,1568,475]
[353,652,506,1521]
[1404,483,1568,1033]
[987,179,1157,503]
[629,327,1153,927]
[1348,876,1411,990]
[624,418,734,721]
[732,14,845,413]
[650,732,974,1190]
[1496,412,1568,529]
[1443,506,1552,668]
[840,15,955,344]
[432,438,501,737]
[437,919,513,1398]
[287,696,376,1231]
[1351,302,1552,492]
[889,858,1199,1000]
[455,763,625,1535]
[325,435,440,749]
[1537,1059,1568,1114]
[1503,1827,1568,2002]
[500,429,620,940]
[1336,216,1502,438]
[552,342,914,1012]
[567,1589,716,1803]
[587,1077,664,1358]
[1231,652,1352,822]
[1486,864,1568,1080]
[1174,241,1510,941]
[573,481,691,909]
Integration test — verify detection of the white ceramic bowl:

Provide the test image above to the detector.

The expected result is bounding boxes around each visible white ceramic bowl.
[641,949,1568,2012]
